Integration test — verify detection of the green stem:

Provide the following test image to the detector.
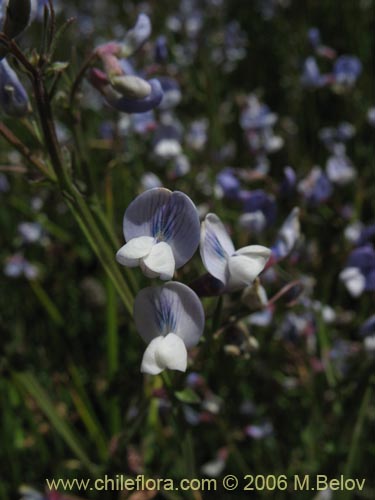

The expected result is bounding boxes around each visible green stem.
[29,280,64,326]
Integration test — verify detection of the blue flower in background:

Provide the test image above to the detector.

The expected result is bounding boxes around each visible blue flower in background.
[0,58,29,116]
[298,167,333,205]
[301,57,329,88]
[271,207,300,262]
[134,281,204,374]
[239,189,277,227]
[340,245,375,297]
[116,188,200,280]
[333,55,362,88]
[216,168,241,199]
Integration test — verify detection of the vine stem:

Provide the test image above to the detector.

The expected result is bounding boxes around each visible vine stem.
[0,122,56,180]
[2,33,134,315]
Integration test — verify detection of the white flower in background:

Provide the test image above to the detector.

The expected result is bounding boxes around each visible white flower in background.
[200,213,271,291]
[116,188,200,280]
[134,282,205,374]
[339,267,365,297]
[271,207,300,261]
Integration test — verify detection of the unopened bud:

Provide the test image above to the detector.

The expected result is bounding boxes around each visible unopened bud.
[111,75,151,99]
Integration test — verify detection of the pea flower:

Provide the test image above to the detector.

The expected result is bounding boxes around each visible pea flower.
[116,188,200,280]
[200,213,271,291]
[90,14,163,114]
[134,282,205,374]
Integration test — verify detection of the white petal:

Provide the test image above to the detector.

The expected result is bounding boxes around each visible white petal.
[227,252,268,290]
[155,333,187,372]
[140,241,175,280]
[235,245,271,272]
[339,267,365,297]
[200,213,234,283]
[116,236,154,266]
[141,337,164,375]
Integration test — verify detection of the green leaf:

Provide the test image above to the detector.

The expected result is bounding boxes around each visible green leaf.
[174,388,201,404]
[13,371,98,475]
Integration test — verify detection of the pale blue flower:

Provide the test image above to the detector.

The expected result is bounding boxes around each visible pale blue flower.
[271,207,300,262]
[134,281,204,374]
[116,188,200,280]
[0,58,29,116]
[200,213,271,291]
[121,13,152,58]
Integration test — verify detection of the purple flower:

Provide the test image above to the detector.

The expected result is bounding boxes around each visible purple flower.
[300,57,329,88]
[298,167,333,205]
[358,224,375,246]
[245,421,273,440]
[240,95,276,130]
[4,253,38,280]
[17,222,43,243]
[121,13,152,58]
[90,67,163,114]
[0,58,29,116]
[307,27,321,48]
[157,77,182,110]
[216,168,241,199]
[333,55,362,87]
[271,207,300,262]
[154,35,168,63]
[152,123,183,160]
[0,173,10,193]
[239,189,277,227]
[116,188,200,280]
[185,119,208,151]
[325,153,356,185]
[359,315,375,337]
[340,245,375,296]
[279,166,297,197]
[134,282,204,374]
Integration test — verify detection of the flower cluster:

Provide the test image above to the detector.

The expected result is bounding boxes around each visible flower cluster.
[116,187,271,374]
[301,27,362,91]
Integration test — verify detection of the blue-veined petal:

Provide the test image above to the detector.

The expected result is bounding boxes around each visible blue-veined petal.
[134,281,204,348]
[140,241,175,280]
[200,213,235,284]
[123,188,200,268]
[116,235,154,267]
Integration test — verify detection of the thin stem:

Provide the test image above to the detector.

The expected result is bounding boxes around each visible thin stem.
[0,122,56,180]
[29,280,64,326]
[69,51,96,109]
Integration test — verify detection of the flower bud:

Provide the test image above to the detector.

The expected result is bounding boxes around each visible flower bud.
[111,74,152,99]
[2,0,31,39]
